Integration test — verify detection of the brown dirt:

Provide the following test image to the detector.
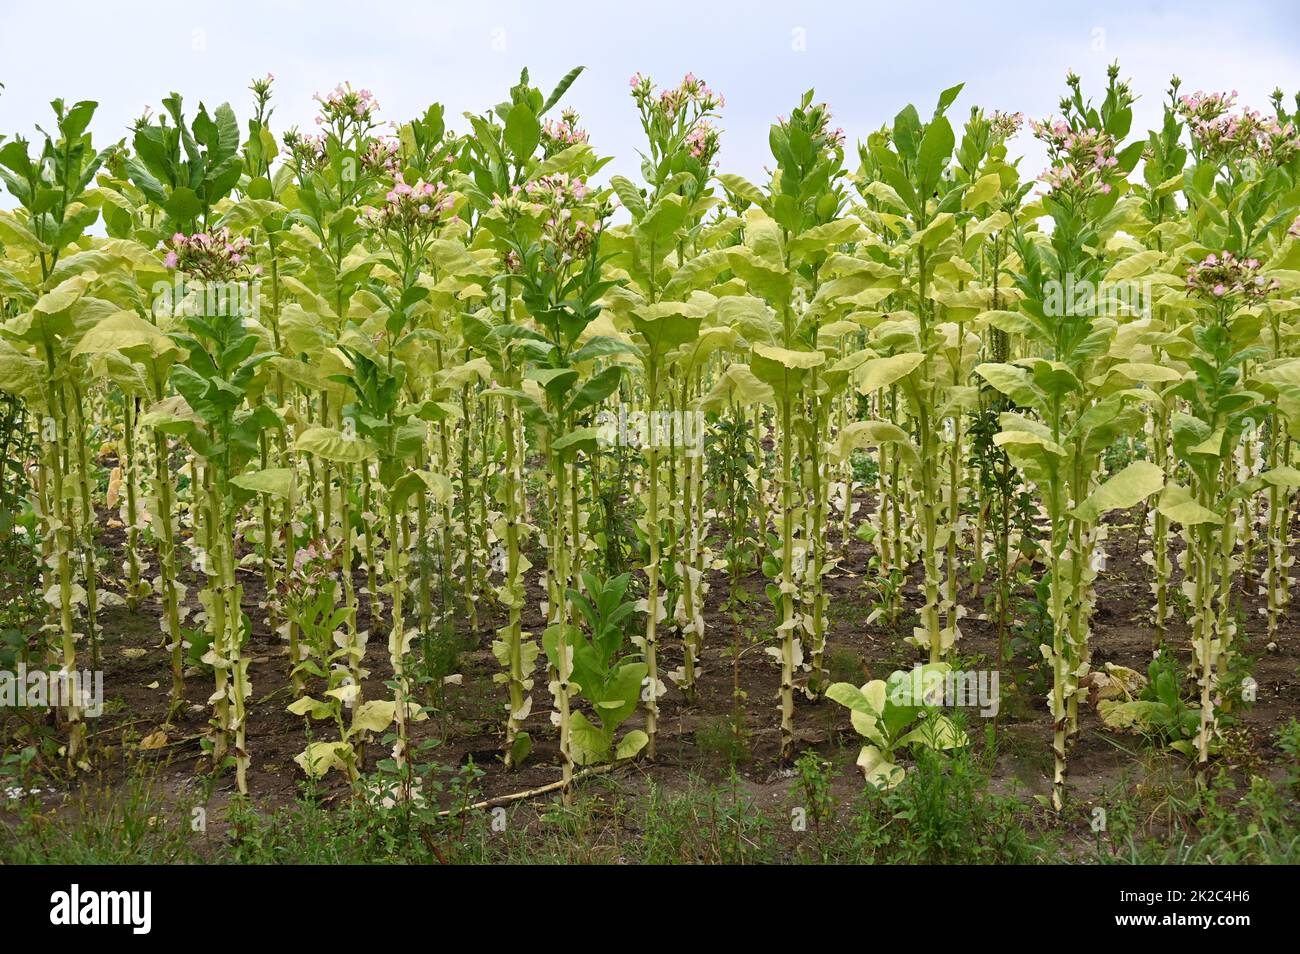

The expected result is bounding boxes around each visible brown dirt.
[7,490,1300,838]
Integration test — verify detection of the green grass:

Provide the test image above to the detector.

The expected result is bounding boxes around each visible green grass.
[3,744,1297,864]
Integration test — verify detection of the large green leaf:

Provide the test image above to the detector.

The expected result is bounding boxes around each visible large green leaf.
[854,352,924,395]
[293,426,378,463]
[230,467,294,498]
[1072,460,1164,523]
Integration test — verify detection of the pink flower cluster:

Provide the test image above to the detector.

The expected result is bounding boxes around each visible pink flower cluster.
[313,82,379,126]
[515,173,602,268]
[541,108,590,152]
[160,228,258,282]
[283,128,327,172]
[1030,118,1120,197]
[1289,215,1300,240]
[685,120,721,166]
[1176,89,1300,165]
[989,110,1024,140]
[362,136,401,175]
[282,540,338,607]
[1255,116,1300,166]
[1185,250,1279,303]
[519,172,591,203]
[630,71,724,116]
[364,178,453,232]
[1176,89,1238,127]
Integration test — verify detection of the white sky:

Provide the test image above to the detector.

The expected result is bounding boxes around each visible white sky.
[2,0,1299,191]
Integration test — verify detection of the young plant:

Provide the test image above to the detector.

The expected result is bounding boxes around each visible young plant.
[826,663,968,789]
[544,571,647,765]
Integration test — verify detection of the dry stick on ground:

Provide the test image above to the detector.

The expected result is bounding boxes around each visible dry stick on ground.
[436,760,625,816]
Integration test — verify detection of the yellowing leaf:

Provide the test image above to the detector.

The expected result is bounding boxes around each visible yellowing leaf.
[231,468,294,498]
[854,352,925,395]
[1157,483,1222,527]
[293,426,377,463]
[1072,461,1164,524]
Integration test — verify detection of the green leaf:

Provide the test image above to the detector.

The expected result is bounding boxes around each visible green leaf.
[833,420,918,466]
[786,219,863,259]
[504,103,541,163]
[855,745,905,790]
[230,467,293,498]
[541,66,585,114]
[1156,483,1222,527]
[715,173,765,208]
[293,426,377,463]
[614,729,648,760]
[293,741,352,779]
[568,710,611,766]
[915,116,954,196]
[699,363,775,410]
[163,186,203,224]
[962,173,1001,210]
[854,352,925,395]
[1073,460,1164,524]
[631,301,705,354]
[551,426,600,457]
[348,699,395,737]
[609,175,646,220]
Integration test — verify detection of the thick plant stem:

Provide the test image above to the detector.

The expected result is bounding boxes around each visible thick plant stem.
[1152,402,1171,647]
[643,370,662,758]
[222,474,250,794]
[552,447,575,802]
[259,432,277,643]
[778,394,796,760]
[807,389,828,699]
[151,430,185,719]
[501,398,528,766]
[204,464,229,767]
[361,463,378,627]
[678,379,701,700]
[70,388,100,674]
[339,462,361,693]
[1048,400,1067,812]
[916,247,946,664]
[460,381,477,632]
[386,476,410,776]
[40,382,83,760]
[918,404,943,663]
[123,396,143,610]
[943,412,962,651]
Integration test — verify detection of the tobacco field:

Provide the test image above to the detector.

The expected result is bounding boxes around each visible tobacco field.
[1,62,1299,865]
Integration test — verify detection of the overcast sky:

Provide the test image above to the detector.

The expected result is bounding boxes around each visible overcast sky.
[2,0,1299,190]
